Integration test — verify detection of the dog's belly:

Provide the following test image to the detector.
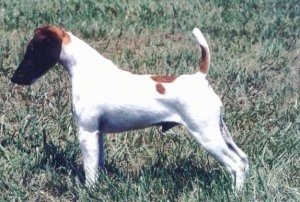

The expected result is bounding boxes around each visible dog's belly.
[101,120,179,133]
[98,106,181,133]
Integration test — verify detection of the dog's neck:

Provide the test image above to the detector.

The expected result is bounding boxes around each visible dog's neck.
[59,32,118,78]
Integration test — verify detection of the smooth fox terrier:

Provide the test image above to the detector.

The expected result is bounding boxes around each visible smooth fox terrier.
[11,26,248,190]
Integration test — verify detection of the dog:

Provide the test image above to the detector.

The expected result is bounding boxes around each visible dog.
[11,26,249,190]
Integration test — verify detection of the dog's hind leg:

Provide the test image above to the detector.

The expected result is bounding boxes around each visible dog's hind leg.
[186,119,248,190]
[219,118,249,171]
[219,118,249,189]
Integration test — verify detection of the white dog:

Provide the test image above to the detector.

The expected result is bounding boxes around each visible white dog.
[11,26,248,190]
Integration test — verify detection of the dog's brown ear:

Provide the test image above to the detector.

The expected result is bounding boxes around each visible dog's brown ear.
[33,26,64,45]
[34,26,71,45]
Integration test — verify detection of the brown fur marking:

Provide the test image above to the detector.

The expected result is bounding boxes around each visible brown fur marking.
[49,26,71,45]
[155,83,166,94]
[199,46,208,73]
[151,75,177,83]
[35,26,71,45]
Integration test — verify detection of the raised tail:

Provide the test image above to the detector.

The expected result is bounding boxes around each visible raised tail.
[192,28,210,74]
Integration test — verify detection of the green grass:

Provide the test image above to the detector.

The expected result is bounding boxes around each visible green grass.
[0,0,299,200]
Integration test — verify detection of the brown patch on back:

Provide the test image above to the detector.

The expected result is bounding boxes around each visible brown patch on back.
[151,75,177,83]
[151,75,177,94]
[155,83,166,94]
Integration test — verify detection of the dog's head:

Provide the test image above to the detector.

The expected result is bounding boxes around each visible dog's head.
[11,26,68,85]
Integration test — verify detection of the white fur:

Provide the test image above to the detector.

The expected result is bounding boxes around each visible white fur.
[193,28,209,51]
[60,29,248,189]
[16,27,249,190]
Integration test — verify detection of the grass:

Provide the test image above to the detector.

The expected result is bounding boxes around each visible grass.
[0,0,299,201]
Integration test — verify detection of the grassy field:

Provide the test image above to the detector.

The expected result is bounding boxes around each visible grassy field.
[0,0,299,201]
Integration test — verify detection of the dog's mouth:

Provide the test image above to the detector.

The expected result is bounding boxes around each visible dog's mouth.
[11,73,36,85]
[10,63,45,85]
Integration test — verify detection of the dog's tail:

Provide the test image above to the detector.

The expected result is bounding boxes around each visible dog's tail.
[192,28,210,74]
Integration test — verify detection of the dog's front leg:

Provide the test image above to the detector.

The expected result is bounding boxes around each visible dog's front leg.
[78,126,100,186]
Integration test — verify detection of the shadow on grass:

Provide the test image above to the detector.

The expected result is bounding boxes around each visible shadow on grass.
[36,132,231,199]
[103,156,230,200]
[38,132,85,184]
